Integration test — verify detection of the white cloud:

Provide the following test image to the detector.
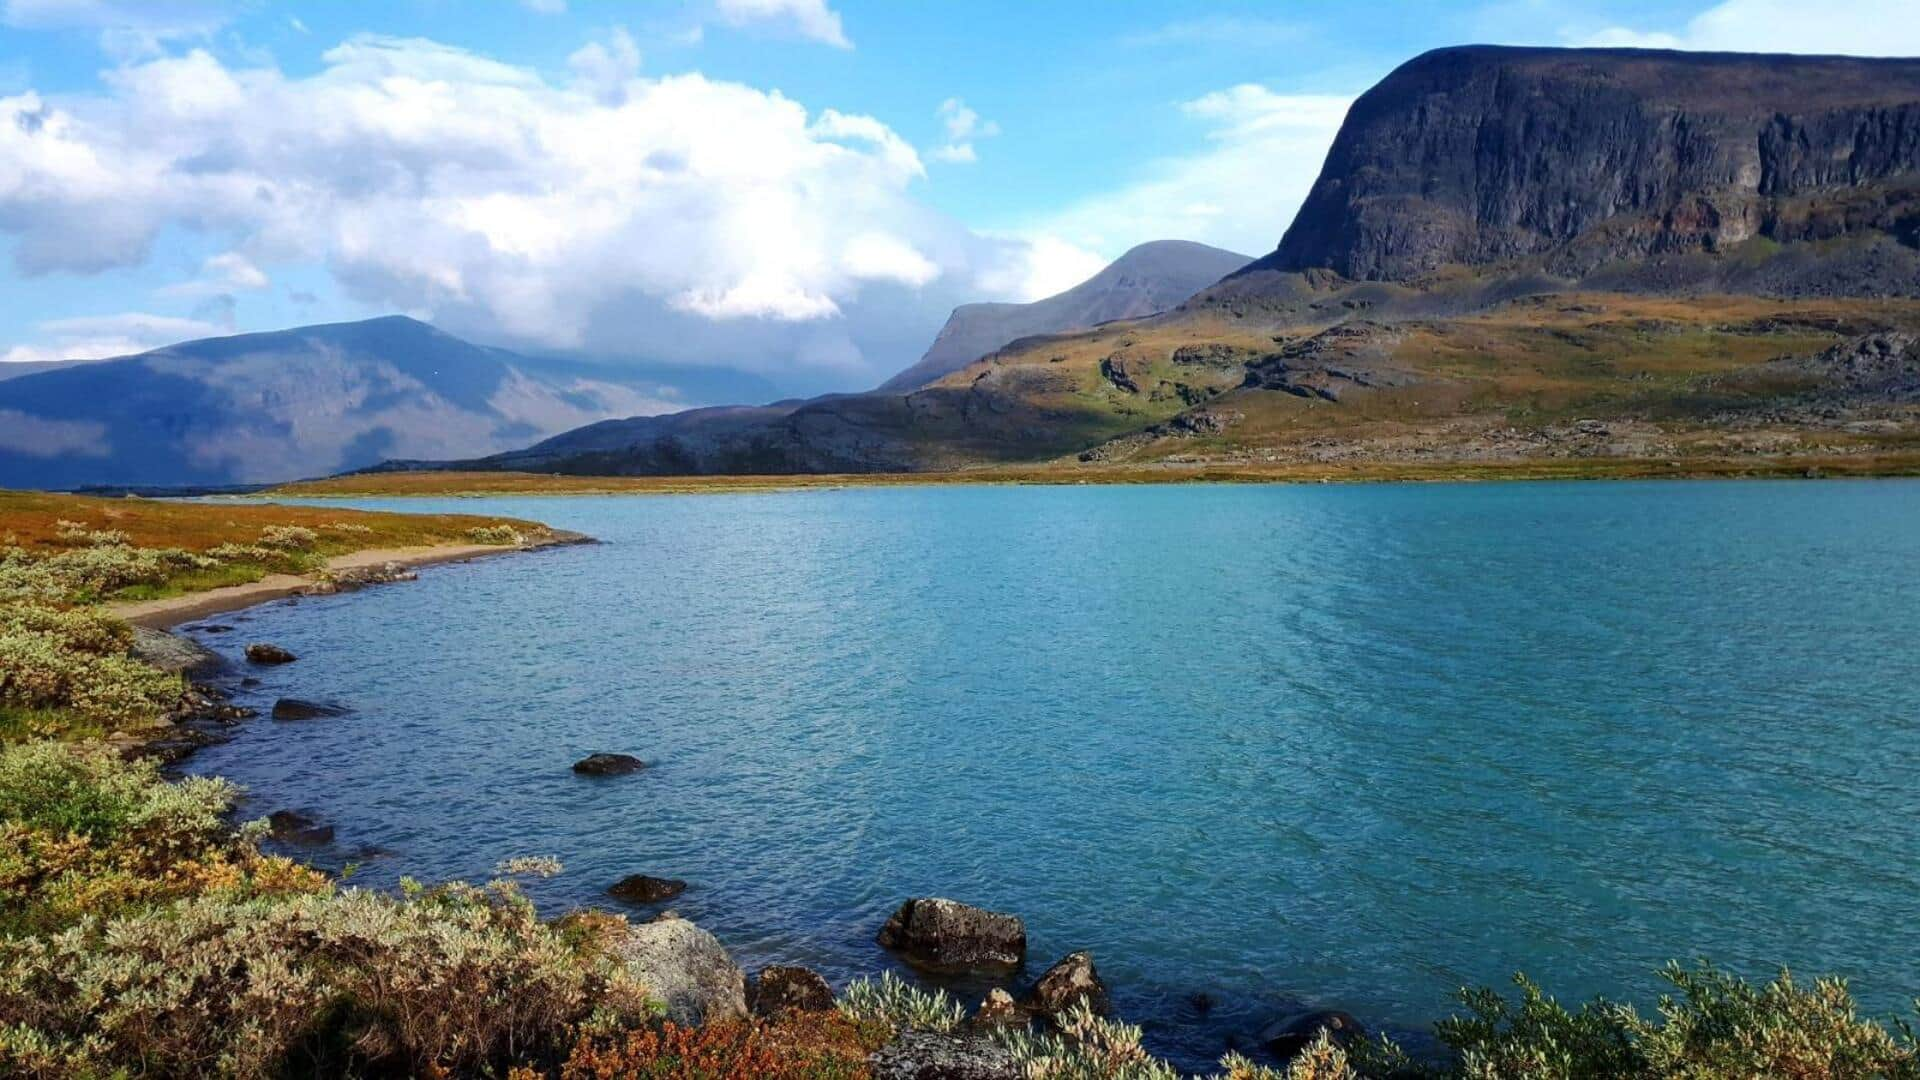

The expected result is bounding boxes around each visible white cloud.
[0,33,1050,386]
[1,311,225,364]
[978,234,1110,302]
[932,97,999,165]
[713,0,851,49]
[1576,0,1920,56]
[1019,85,1351,261]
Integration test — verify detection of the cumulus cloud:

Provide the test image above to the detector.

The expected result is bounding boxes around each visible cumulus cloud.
[1019,85,1350,261]
[1576,0,1920,55]
[0,33,1055,389]
[931,97,999,164]
[0,312,226,364]
[713,0,850,49]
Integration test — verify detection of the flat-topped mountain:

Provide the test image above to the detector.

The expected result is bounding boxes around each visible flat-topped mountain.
[1240,45,1920,290]
[881,240,1250,390]
[0,316,694,489]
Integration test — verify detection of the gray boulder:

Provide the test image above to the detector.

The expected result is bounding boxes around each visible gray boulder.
[611,913,747,1026]
[751,965,835,1016]
[573,753,647,776]
[869,1031,1020,1080]
[878,898,1026,975]
[245,643,297,665]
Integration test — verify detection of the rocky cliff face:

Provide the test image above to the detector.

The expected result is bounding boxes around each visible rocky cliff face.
[1255,46,1920,286]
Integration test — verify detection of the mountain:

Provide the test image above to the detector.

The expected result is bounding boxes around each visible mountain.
[403,46,1920,480]
[1231,45,1920,293]
[0,316,706,489]
[879,240,1251,390]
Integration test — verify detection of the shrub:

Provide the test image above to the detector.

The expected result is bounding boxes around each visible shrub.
[258,525,319,551]
[0,543,217,604]
[549,1011,885,1080]
[0,603,182,732]
[323,522,374,535]
[468,525,527,546]
[837,972,965,1035]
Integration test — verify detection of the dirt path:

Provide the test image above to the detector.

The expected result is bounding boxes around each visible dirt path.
[109,541,562,629]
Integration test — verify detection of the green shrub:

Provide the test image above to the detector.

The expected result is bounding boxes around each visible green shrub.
[837,972,965,1035]
[258,525,319,551]
[467,524,527,546]
[0,603,181,733]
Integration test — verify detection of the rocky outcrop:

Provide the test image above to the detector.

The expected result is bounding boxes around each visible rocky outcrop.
[267,810,334,846]
[869,1032,1021,1080]
[877,898,1027,975]
[572,752,647,776]
[270,698,349,720]
[1021,951,1109,1018]
[608,875,688,904]
[1259,1009,1365,1061]
[130,628,221,674]
[1252,46,1920,289]
[750,965,835,1016]
[611,914,747,1026]
[244,643,296,665]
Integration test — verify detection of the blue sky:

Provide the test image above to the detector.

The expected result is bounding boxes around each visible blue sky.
[3,0,1918,395]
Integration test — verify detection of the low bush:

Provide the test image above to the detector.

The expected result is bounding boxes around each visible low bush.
[0,603,182,734]
[543,1011,887,1080]
[837,972,965,1035]
[468,524,527,546]
[258,525,319,551]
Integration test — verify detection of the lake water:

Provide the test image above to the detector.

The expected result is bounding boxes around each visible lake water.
[186,480,1920,1065]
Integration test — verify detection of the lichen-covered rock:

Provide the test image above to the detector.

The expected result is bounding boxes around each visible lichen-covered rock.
[750,965,835,1016]
[869,1031,1021,1080]
[1022,951,1109,1018]
[969,988,1021,1030]
[611,913,746,1026]
[130,627,220,674]
[877,898,1026,975]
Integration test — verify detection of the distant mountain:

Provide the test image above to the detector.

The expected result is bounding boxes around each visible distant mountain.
[879,240,1250,391]
[0,316,714,489]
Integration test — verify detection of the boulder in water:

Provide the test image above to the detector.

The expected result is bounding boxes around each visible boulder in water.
[608,874,688,904]
[1259,1009,1365,1060]
[245,643,297,665]
[877,897,1026,975]
[267,809,335,846]
[271,698,349,720]
[573,752,647,776]
[1022,951,1109,1017]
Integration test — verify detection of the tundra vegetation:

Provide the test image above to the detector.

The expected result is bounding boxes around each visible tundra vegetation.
[0,493,1916,1077]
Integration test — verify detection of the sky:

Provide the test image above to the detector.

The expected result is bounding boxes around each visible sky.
[3,0,1920,397]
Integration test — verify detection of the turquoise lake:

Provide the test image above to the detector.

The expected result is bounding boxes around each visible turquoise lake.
[186,480,1920,1064]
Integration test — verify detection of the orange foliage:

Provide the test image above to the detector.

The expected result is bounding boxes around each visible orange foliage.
[554,1013,884,1080]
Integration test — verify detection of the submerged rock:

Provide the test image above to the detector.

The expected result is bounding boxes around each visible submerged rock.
[970,988,1021,1030]
[271,698,350,720]
[751,965,835,1016]
[608,874,688,904]
[1259,1009,1365,1060]
[245,643,297,665]
[610,913,747,1026]
[267,809,335,846]
[869,1031,1020,1080]
[877,897,1026,975]
[573,752,647,776]
[1022,951,1109,1018]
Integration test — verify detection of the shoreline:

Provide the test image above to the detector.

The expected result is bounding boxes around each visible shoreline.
[111,530,592,630]
[265,452,1920,499]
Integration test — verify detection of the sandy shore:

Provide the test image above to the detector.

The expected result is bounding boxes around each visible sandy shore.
[110,535,586,630]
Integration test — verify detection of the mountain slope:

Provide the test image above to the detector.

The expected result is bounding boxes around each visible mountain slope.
[414,46,1920,480]
[0,316,686,489]
[879,240,1250,391]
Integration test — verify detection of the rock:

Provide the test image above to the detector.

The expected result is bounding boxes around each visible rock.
[267,809,335,846]
[869,1031,1020,1080]
[877,898,1026,975]
[970,988,1021,1030]
[608,874,688,904]
[271,698,350,720]
[751,965,835,1016]
[573,752,647,776]
[240,677,261,688]
[186,623,233,633]
[1022,951,1109,1017]
[610,913,746,1026]
[245,643,296,665]
[1259,1010,1365,1061]
[131,627,221,674]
